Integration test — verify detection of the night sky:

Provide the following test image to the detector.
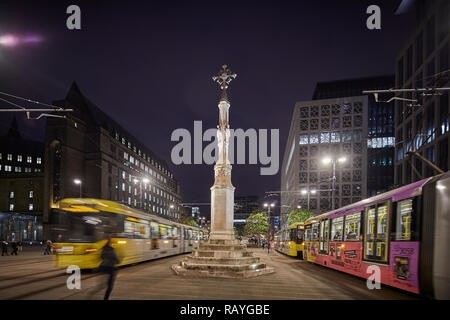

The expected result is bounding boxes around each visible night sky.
[0,0,414,214]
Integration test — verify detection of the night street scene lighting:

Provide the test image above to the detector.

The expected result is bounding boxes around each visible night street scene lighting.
[0,0,449,317]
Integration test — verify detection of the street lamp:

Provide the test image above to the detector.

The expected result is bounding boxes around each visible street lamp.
[263,202,276,253]
[322,156,346,210]
[74,179,82,198]
[300,188,316,210]
[169,204,175,220]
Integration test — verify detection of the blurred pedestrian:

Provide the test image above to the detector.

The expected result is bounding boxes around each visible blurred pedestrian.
[10,241,18,255]
[1,240,8,256]
[43,240,52,255]
[89,235,120,300]
[17,241,23,252]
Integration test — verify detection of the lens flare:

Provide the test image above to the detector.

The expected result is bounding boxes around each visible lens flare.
[0,34,42,47]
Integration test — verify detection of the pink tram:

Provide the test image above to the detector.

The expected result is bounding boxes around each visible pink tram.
[303,172,450,299]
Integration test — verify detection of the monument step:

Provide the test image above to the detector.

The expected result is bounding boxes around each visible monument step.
[184,256,260,265]
[193,250,253,258]
[199,244,245,251]
[181,261,267,272]
[172,264,275,279]
[207,239,240,246]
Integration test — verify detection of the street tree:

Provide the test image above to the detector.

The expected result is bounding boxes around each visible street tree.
[181,217,199,227]
[287,207,314,225]
[244,211,268,245]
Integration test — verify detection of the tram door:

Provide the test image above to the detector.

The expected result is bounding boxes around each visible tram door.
[363,201,390,262]
[319,219,329,254]
[181,226,185,252]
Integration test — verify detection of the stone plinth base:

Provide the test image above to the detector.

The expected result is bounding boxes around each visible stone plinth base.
[171,239,274,279]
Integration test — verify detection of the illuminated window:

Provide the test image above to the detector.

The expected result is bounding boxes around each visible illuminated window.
[29,191,33,198]
[17,155,22,162]
[299,135,308,145]
[7,154,12,161]
[331,216,344,241]
[344,212,361,241]
[29,204,33,211]
[320,132,330,143]
[310,134,319,144]
[10,191,14,199]
[27,156,32,163]
[9,204,14,211]
[395,199,413,240]
[330,132,340,143]
[36,157,41,164]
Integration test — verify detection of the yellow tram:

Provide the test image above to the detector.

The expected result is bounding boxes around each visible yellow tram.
[274,222,305,258]
[50,198,207,269]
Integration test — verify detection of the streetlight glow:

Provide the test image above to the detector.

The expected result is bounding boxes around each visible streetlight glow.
[338,156,347,163]
[143,178,149,184]
[322,157,332,165]
[301,189,307,195]
[74,179,81,185]
[311,189,317,195]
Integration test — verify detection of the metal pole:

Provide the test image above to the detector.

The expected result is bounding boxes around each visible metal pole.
[332,161,336,211]
[79,183,82,198]
[307,192,310,211]
[267,206,270,254]
[407,151,444,174]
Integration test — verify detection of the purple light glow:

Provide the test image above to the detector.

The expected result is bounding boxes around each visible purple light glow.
[0,34,42,47]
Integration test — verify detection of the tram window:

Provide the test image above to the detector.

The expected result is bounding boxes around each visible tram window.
[395,199,413,241]
[305,228,311,241]
[187,229,193,240]
[172,227,179,239]
[297,228,304,243]
[331,217,344,241]
[159,224,173,239]
[344,212,361,241]
[311,223,319,241]
[150,221,159,239]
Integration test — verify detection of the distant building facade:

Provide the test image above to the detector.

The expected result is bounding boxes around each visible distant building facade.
[234,195,259,225]
[0,118,44,242]
[394,0,449,184]
[313,75,395,196]
[43,83,184,236]
[281,96,368,225]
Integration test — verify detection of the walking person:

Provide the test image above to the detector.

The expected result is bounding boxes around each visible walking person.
[43,240,52,255]
[10,241,18,255]
[88,235,120,300]
[17,241,23,253]
[1,240,8,256]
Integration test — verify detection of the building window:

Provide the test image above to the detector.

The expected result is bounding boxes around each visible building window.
[299,135,309,145]
[5,165,12,172]
[29,191,33,198]
[17,155,22,162]
[9,204,14,211]
[10,191,14,199]
[27,156,32,163]
[29,204,34,211]
[7,154,12,161]
[36,157,42,164]
[15,167,22,172]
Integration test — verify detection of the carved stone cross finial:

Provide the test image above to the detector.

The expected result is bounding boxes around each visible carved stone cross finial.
[212,65,237,92]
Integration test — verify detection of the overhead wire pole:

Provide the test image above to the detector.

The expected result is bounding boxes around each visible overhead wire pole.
[0,90,73,119]
[363,80,449,178]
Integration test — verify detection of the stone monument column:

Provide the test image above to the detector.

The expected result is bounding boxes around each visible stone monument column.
[210,65,236,240]
[172,65,274,278]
